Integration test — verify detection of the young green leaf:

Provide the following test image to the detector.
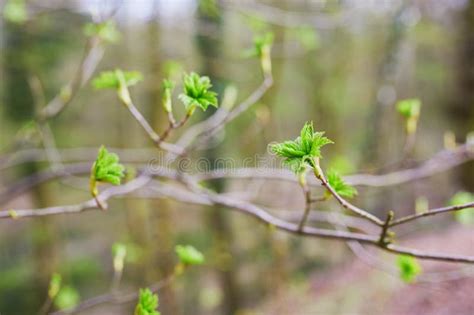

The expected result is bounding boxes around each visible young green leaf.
[134,288,160,315]
[3,0,27,24]
[90,146,125,197]
[54,286,80,310]
[244,32,273,75]
[327,169,357,198]
[175,245,205,265]
[92,70,143,90]
[396,98,421,118]
[449,191,474,225]
[178,72,218,113]
[162,79,175,113]
[397,255,422,283]
[112,242,127,272]
[83,20,121,43]
[48,273,62,299]
[244,32,274,58]
[270,122,333,174]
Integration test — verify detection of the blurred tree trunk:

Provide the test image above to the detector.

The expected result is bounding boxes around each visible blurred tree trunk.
[146,14,180,315]
[196,2,241,314]
[364,6,407,168]
[260,24,289,294]
[3,23,58,312]
[451,0,474,189]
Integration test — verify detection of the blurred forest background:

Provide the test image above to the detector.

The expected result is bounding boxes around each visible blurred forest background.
[1,0,474,314]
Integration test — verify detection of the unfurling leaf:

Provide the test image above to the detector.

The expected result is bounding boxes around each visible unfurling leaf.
[112,242,127,272]
[90,146,125,197]
[244,32,274,58]
[396,98,421,118]
[162,79,175,113]
[178,72,218,113]
[175,245,205,265]
[48,273,62,299]
[449,191,474,225]
[397,255,422,283]
[397,98,421,134]
[327,169,357,198]
[54,286,80,310]
[270,121,333,174]
[134,288,160,315]
[92,70,143,90]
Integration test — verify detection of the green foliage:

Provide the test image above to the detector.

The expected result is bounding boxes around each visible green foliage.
[54,286,80,310]
[270,122,333,174]
[3,0,27,24]
[48,273,62,299]
[397,255,422,283]
[178,72,218,113]
[175,245,205,265]
[134,288,160,315]
[449,191,474,225]
[327,169,357,198]
[90,146,125,198]
[91,146,125,186]
[396,98,421,118]
[92,70,143,90]
[83,20,121,43]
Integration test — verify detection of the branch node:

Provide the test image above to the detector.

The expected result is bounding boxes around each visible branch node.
[378,210,394,246]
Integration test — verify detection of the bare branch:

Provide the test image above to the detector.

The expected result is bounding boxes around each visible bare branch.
[390,202,474,227]
[38,37,105,121]
[311,164,384,226]
[0,175,151,219]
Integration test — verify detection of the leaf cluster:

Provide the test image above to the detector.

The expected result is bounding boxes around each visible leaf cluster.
[134,288,160,315]
[92,70,143,90]
[397,255,422,283]
[178,72,218,112]
[270,122,333,174]
[91,146,125,186]
[175,245,205,265]
[327,169,357,198]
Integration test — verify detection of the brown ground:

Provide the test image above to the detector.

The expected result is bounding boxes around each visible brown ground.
[258,225,474,315]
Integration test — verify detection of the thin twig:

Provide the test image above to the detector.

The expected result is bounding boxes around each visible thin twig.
[38,37,104,121]
[123,101,184,155]
[312,164,384,226]
[50,274,174,315]
[297,180,312,231]
[378,211,394,246]
[390,202,474,227]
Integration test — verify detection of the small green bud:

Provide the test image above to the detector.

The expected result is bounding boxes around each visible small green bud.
[175,245,205,266]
